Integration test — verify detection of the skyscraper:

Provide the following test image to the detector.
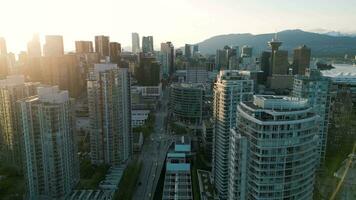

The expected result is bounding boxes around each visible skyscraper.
[43,35,64,57]
[109,42,121,62]
[0,75,38,165]
[192,45,199,55]
[18,86,79,199]
[293,45,311,75]
[293,68,332,162]
[215,49,228,70]
[228,95,319,200]
[27,34,42,57]
[272,50,289,74]
[95,35,110,57]
[75,41,93,53]
[0,37,7,55]
[260,51,272,79]
[213,70,254,199]
[132,32,140,54]
[142,36,154,53]
[160,42,174,77]
[184,44,191,58]
[88,63,132,166]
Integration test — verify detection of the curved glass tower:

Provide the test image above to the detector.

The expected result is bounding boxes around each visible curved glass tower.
[228,95,319,200]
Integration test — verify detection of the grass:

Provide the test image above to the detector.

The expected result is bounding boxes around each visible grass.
[0,165,24,200]
[114,159,142,200]
[76,158,109,189]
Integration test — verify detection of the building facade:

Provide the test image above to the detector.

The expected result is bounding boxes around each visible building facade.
[18,86,79,200]
[132,32,140,54]
[0,75,38,165]
[212,70,254,199]
[228,95,319,200]
[95,35,110,58]
[75,41,93,53]
[88,63,132,166]
[293,68,332,162]
[142,36,154,54]
[43,35,64,57]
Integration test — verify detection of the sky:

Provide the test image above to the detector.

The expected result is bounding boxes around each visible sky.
[1,0,356,53]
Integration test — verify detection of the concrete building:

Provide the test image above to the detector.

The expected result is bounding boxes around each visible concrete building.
[186,66,208,83]
[88,63,132,166]
[18,86,79,200]
[162,137,193,200]
[293,68,332,162]
[142,36,154,54]
[228,95,319,200]
[241,45,252,57]
[0,75,39,165]
[43,35,64,57]
[212,70,254,199]
[202,119,214,164]
[95,35,110,58]
[27,34,42,57]
[293,45,311,75]
[131,109,150,127]
[170,83,204,126]
[75,41,93,53]
[132,32,140,54]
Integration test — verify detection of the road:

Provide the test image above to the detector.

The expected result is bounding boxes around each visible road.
[133,88,174,200]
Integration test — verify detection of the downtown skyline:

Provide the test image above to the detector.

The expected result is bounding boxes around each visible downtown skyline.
[1,0,356,53]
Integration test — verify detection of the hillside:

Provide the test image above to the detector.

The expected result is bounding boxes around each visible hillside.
[196,29,356,56]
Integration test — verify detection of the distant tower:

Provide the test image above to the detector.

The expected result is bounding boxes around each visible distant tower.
[95,35,110,58]
[43,35,64,57]
[132,33,140,54]
[142,36,154,53]
[268,34,282,68]
[27,34,42,57]
[0,37,7,55]
[75,41,93,53]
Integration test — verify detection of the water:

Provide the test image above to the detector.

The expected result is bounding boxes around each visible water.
[321,64,356,77]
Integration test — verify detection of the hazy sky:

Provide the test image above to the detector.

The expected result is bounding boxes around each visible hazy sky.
[1,0,356,53]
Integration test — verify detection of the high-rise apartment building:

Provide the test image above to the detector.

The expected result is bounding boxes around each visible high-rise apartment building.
[43,35,64,57]
[27,34,42,57]
[228,95,319,200]
[160,42,174,77]
[95,35,110,57]
[75,41,93,53]
[0,37,7,55]
[0,75,38,165]
[142,36,154,53]
[213,70,254,199]
[132,32,140,54]
[88,63,132,166]
[293,68,332,162]
[18,86,79,200]
[293,45,311,75]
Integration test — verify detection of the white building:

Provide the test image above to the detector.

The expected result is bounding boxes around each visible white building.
[212,70,254,199]
[228,95,319,200]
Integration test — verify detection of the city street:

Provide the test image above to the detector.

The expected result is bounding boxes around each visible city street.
[133,88,174,200]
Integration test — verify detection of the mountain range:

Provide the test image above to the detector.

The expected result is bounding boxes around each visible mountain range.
[195,29,356,56]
